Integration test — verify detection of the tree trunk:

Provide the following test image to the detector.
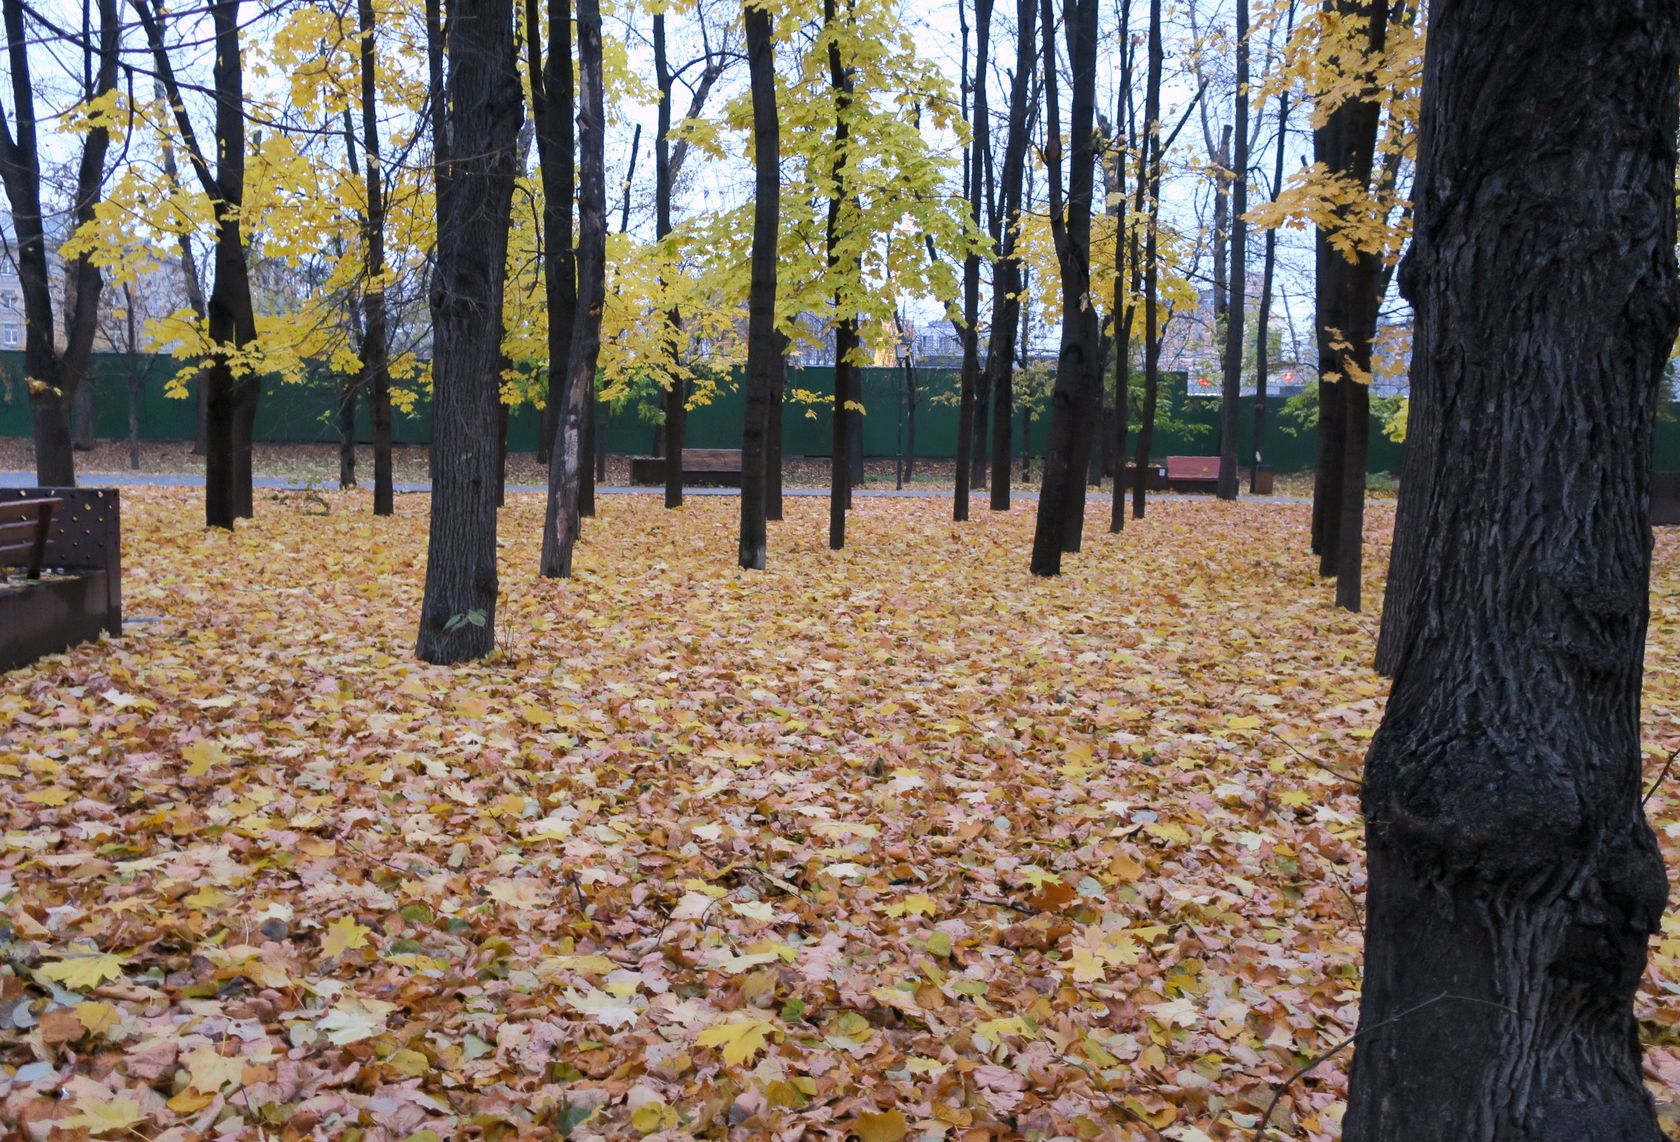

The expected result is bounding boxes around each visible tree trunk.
[540,0,604,578]
[1107,1,1134,534]
[1250,2,1291,496]
[529,0,576,473]
[824,0,858,549]
[767,329,787,520]
[953,0,988,522]
[739,2,778,570]
[1031,0,1099,574]
[496,388,510,507]
[1344,4,1678,1136]
[579,386,595,516]
[1215,1,1247,501]
[416,0,522,661]
[1310,0,1386,586]
[338,376,358,487]
[1130,0,1162,521]
[357,0,394,516]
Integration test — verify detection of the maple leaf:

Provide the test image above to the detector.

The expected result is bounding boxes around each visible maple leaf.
[851,1108,910,1142]
[320,915,373,958]
[696,1015,776,1066]
[38,952,126,991]
[317,994,397,1045]
[59,1091,146,1135]
[562,986,644,1029]
[182,1043,244,1093]
[181,739,228,776]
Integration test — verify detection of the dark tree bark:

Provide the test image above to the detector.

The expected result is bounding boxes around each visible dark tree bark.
[529,0,575,472]
[1215,0,1247,501]
[653,12,686,509]
[540,0,604,577]
[767,328,788,520]
[824,0,858,550]
[1106,0,1135,534]
[415,0,522,661]
[953,0,989,522]
[1310,0,1387,596]
[154,80,208,460]
[0,0,117,488]
[1250,0,1292,496]
[134,0,260,528]
[738,2,778,570]
[986,0,1035,512]
[1130,0,1162,521]
[1345,3,1679,1136]
[357,0,394,515]
[1029,0,1099,575]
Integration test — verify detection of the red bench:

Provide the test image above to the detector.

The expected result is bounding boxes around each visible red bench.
[1164,456,1220,493]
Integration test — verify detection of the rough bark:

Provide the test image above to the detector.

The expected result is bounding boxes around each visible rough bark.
[952,0,988,522]
[0,0,117,487]
[1215,0,1247,501]
[357,0,394,515]
[1311,0,1386,588]
[416,0,522,661]
[985,0,1034,513]
[767,329,787,520]
[824,0,857,550]
[134,0,260,528]
[1344,3,1678,1136]
[528,0,575,472]
[738,2,777,570]
[540,0,604,578]
[1030,0,1100,574]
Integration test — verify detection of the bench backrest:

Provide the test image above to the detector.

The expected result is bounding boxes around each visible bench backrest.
[1165,456,1219,480]
[0,488,121,630]
[0,497,60,578]
[682,448,743,470]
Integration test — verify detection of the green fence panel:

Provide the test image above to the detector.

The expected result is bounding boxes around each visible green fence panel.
[16,348,1680,477]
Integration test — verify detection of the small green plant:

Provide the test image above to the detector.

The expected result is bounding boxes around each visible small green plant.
[444,608,488,633]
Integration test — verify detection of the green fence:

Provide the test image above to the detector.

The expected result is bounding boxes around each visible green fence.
[0,347,1553,475]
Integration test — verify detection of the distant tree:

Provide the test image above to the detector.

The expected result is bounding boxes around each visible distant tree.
[1345,2,1679,1136]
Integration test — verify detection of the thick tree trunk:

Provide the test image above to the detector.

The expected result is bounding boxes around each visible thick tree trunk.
[529,0,576,472]
[1345,4,1678,1136]
[1030,0,1100,574]
[1215,1,1247,501]
[416,0,521,661]
[540,0,604,578]
[739,2,778,570]
[579,388,595,516]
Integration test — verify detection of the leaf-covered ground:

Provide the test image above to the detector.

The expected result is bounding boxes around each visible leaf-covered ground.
[3,490,1677,1140]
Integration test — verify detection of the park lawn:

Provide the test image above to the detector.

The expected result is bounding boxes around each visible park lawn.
[2,489,1676,1140]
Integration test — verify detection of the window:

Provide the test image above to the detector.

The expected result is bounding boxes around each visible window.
[4,324,19,347]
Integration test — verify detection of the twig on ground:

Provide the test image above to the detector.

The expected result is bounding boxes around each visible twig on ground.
[1642,746,1678,806]
[1264,728,1362,787]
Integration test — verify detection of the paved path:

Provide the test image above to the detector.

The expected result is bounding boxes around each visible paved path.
[0,470,1313,505]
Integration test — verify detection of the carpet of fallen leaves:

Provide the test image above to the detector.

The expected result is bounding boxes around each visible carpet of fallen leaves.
[2,488,1677,1142]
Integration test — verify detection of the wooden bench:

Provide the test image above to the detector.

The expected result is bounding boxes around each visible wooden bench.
[629,448,745,488]
[0,497,60,580]
[1164,456,1220,493]
[1,488,122,671]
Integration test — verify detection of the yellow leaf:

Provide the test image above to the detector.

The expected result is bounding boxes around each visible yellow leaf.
[696,1016,775,1066]
[74,1001,121,1036]
[23,787,72,806]
[39,952,126,991]
[183,1043,244,1093]
[1226,715,1263,730]
[851,1108,910,1142]
[321,915,373,958]
[630,1099,679,1133]
[386,1048,430,1076]
[182,739,228,777]
[61,1091,146,1135]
